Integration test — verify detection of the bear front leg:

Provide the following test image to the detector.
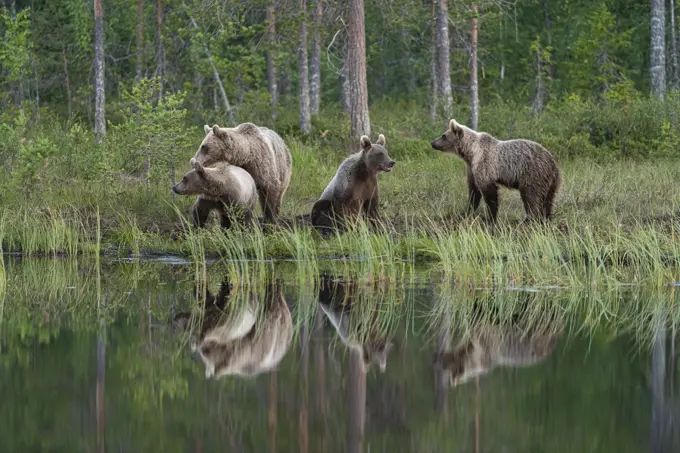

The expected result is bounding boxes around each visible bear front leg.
[466,167,482,215]
[481,185,499,223]
[260,188,280,224]
[363,196,381,227]
[192,199,213,228]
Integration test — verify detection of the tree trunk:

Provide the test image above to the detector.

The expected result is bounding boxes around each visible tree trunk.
[650,0,666,100]
[299,0,311,134]
[298,322,309,453]
[136,0,144,81]
[266,6,278,118]
[62,44,72,117]
[310,0,323,114]
[650,312,668,453]
[429,0,437,124]
[532,44,544,115]
[94,0,106,142]
[189,15,236,126]
[435,0,452,117]
[347,0,371,144]
[470,4,479,130]
[670,0,678,89]
[155,0,164,95]
[348,348,366,453]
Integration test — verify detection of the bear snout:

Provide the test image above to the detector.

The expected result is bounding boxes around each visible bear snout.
[430,140,441,150]
[387,160,395,169]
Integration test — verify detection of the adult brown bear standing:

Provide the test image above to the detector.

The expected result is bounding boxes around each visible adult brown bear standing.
[431,119,561,223]
[192,123,293,223]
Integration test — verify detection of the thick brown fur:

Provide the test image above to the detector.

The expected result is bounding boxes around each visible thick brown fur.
[192,123,293,223]
[172,159,258,229]
[311,134,395,234]
[175,280,293,379]
[431,119,562,222]
[317,274,394,372]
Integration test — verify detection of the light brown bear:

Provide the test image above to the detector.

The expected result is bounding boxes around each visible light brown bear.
[172,159,258,229]
[434,323,559,387]
[317,274,394,372]
[192,123,292,223]
[174,280,293,379]
[311,134,395,233]
[431,119,561,222]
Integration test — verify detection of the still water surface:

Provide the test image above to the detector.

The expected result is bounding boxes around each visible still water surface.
[1,257,679,452]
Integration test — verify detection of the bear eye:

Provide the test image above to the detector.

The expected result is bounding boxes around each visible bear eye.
[441,134,446,139]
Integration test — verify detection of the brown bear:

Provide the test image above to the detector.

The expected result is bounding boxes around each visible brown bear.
[434,324,559,387]
[174,280,293,379]
[430,119,561,222]
[311,134,395,233]
[172,158,258,229]
[317,274,394,372]
[192,123,292,223]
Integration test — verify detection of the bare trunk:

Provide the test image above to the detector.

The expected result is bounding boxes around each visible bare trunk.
[268,372,277,453]
[651,0,666,100]
[313,307,327,453]
[189,15,236,126]
[310,0,323,114]
[94,0,106,142]
[33,59,40,122]
[470,4,479,130]
[145,150,151,198]
[266,6,278,118]
[340,62,350,112]
[62,44,72,117]
[670,0,678,89]
[348,348,366,453]
[96,330,106,453]
[155,0,164,95]
[299,0,311,134]
[532,47,544,115]
[136,0,144,81]
[436,0,452,117]
[650,312,668,453]
[347,0,371,144]
[429,0,437,124]
[299,323,309,453]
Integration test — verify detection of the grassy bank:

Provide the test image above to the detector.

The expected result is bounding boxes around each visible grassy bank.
[1,147,680,285]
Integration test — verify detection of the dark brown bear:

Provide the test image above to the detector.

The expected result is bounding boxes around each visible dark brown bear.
[311,134,395,233]
[431,119,561,222]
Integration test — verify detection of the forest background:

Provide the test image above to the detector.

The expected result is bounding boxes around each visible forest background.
[1,0,680,255]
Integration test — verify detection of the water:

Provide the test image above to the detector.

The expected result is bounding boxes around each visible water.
[1,257,679,452]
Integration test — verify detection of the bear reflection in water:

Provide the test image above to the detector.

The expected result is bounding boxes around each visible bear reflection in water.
[434,300,562,387]
[317,274,394,373]
[174,280,293,379]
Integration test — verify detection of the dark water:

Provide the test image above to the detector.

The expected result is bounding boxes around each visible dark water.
[1,258,679,453]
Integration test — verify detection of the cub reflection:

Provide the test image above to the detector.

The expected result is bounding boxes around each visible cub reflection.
[174,280,293,379]
[317,274,394,372]
[434,301,561,387]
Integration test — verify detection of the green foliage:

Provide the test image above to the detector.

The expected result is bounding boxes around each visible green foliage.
[0,8,33,88]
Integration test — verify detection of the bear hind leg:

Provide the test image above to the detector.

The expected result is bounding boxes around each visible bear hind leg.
[543,176,560,220]
[520,188,546,223]
[260,188,281,224]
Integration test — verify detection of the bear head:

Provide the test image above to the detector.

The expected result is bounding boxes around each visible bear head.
[360,134,395,173]
[430,119,470,159]
[172,158,211,196]
[193,124,235,167]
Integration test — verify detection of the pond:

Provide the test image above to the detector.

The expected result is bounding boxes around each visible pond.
[0,257,678,452]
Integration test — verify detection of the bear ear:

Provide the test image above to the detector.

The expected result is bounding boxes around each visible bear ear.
[377,134,386,146]
[192,159,206,177]
[449,119,464,138]
[360,135,372,151]
[203,124,211,135]
[212,124,227,139]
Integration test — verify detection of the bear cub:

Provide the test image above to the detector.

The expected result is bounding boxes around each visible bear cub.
[311,134,395,234]
[431,119,561,223]
[173,158,258,229]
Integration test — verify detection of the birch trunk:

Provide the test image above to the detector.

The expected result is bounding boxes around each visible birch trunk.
[470,4,479,130]
[436,0,452,117]
[266,6,278,117]
[670,0,678,88]
[94,0,106,141]
[299,0,311,134]
[650,0,666,100]
[136,0,144,81]
[429,0,437,124]
[347,0,371,143]
[155,0,164,95]
[310,0,323,114]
